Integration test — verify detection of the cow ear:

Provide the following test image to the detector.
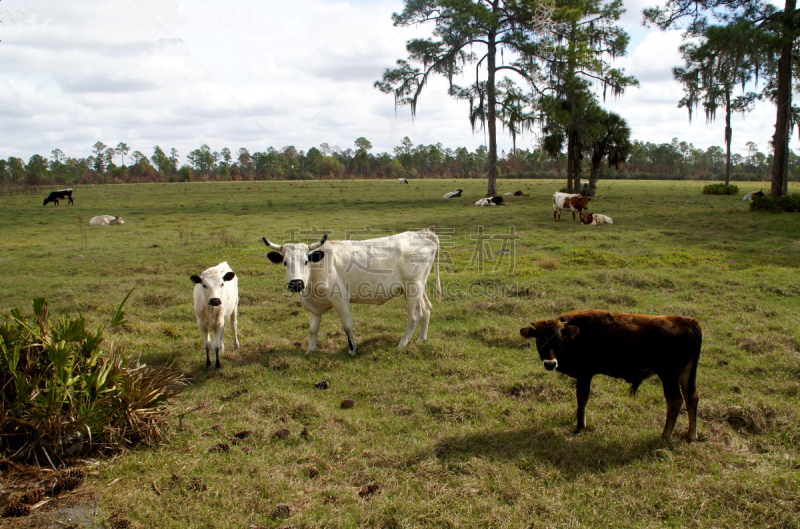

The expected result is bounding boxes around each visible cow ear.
[520,326,534,338]
[563,325,580,339]
[190,275,202,284]
[267,252,283,264]
[308,250,325,263]
[222,271,235,281]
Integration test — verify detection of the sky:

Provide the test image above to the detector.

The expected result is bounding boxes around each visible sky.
[0,0,795,164]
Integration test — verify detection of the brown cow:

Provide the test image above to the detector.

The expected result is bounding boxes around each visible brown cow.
[552,192,590,221]
[520,310,701,442]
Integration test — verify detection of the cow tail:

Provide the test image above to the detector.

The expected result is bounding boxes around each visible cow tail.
[686,319,703,401]
[425,228,442,301]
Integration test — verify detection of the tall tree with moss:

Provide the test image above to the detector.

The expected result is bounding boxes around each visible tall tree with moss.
[644,0,797,197]
[534,0,637,193]
[376,0,556,197]
[672,25,759,186]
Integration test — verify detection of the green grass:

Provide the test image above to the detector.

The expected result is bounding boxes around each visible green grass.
[1,179,799,528]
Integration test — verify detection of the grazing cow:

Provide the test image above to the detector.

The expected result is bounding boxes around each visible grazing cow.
[579,211,613,225]
[552,192,591,221]
[398,178,409,184]
[743,190,765,201]
[520,310,701,442]
[43,189,74,206]
[475,196,505,206]
[190,262,239,369]
[443,189,463,198]
[89,215,124,226]
[262,230,440,355]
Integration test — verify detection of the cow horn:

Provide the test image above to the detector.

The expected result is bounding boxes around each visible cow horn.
[309,233,327,250]
[262,237,282,251]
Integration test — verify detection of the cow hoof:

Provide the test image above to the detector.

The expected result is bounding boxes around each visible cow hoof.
[348,348,356,356]
[215,361,221,369]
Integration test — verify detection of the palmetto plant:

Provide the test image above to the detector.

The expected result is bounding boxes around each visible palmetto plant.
[0,292,186,464]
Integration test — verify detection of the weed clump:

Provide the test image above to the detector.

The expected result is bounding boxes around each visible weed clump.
[750,193,800,212]
[702,183,739,195]
[0,296,186,464]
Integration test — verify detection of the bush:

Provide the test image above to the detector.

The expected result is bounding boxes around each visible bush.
[702,183,739,195]
[750,193,800,213]
[0,295,186,463]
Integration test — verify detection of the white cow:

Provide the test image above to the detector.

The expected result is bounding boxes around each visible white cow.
[475,196,504,207]
[580,211,613,225]
[262,230,440,355]
[443,189,463,198]
[190,262,239,369]
[398,178,409,184]
[89,215,124,226]
[743,190,765,201]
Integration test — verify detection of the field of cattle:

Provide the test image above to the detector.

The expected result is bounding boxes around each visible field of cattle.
[1,178,799,528]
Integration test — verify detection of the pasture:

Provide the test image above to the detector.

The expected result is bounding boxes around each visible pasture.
[1,179,799,528]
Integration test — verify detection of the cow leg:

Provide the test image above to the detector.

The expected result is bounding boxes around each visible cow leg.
[571,210,576,221]
[212,326,224,369]
[334,304,357,355]
[416,291,432,344]
[679,362,699,442]
[307,312,322,355]
[230,309,239,350]
[661,379,683,442]
[575,377,592,433]
[197,322,212,369]
[399,294,423,349]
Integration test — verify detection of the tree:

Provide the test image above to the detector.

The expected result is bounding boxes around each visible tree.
[354,137,373,154]
[115,142,130,166]
[376,0,556,196]
[169,148,180,173]
[151,146,171,174]
[535,0,638,192]
[673,28,758,185]
[587,109,631,195]
[92,141,107,174]
[644,0,797,196]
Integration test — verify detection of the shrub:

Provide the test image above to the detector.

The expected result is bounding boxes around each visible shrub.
[0,294,186,463]
[750,193,800,213]
[702,183,739,195]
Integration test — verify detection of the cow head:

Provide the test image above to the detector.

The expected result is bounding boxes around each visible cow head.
[520,318,580,371]
[191,269,236,307]
[262,234,327,293]
[579,211,593,224]
[576,195,591,210]
[115,216,124,224]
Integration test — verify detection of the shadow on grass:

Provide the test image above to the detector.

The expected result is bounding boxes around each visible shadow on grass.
[432,426,665,476]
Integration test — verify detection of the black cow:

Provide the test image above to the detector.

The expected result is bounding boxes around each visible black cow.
[520,310,702,442]
[43,189,74,206]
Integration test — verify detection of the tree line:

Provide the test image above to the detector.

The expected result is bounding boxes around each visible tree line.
[1,136,793,186]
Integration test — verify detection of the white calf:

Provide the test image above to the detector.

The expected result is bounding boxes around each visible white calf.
[190,262,239,369]
[89,215,124,226]
[580,211,613,225]
[398,178,409,184]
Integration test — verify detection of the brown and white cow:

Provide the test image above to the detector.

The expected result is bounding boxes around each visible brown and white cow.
[579,211,613,225]
[553,192,590,221]
[520,310,702,442]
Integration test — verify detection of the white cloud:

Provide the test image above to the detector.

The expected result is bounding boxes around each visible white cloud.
[0,0,794,163]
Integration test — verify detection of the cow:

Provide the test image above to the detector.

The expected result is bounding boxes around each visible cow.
[520,309,701,442]
[553,192,590,221]
[743,190,765,201]
[89,215,124,226]
[579,211,613,225]
[43,189,74,206]
[398,178,409,184]
[443,189,463,198]
[475,196,504,206]
[262,230,440,355]
[190,262,239,370]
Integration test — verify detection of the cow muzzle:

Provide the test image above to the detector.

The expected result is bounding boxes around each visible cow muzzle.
[543,359,558,371]
[287,279,304,293]
[208,298,222,307]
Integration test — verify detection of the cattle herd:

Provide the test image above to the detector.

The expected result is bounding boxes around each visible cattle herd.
[41,183,761,442]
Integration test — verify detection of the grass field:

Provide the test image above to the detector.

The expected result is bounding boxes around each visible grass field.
[1,179,799,528]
